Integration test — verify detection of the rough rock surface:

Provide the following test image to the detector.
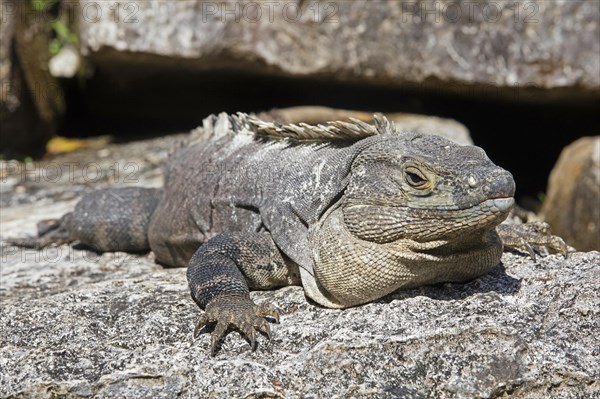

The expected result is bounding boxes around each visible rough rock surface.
[541,136,600,252]
[1,127,599,398]
[77,0,600,99]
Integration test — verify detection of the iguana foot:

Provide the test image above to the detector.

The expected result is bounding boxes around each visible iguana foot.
[497,222,569,262]
[194,296,279,356]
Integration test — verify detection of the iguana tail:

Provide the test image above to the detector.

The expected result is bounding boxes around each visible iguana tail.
[7,187,161,253]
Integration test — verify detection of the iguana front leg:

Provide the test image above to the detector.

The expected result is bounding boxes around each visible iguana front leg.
[187,232,300,355]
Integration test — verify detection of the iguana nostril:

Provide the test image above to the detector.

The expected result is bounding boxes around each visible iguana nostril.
[482,170,516,198]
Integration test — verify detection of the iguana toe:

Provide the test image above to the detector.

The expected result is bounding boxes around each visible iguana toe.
[193,313,209,338]
[255,317,272,341]
[254,302,280,323]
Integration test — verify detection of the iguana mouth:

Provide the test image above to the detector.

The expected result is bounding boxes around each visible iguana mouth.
[344,197,515,213]
[431,196,515,215]
[479,197,514,213]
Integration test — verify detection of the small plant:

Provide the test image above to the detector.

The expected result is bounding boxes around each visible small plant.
[30,0,79,56]
[31,0,60,13]
[49,20,79,56]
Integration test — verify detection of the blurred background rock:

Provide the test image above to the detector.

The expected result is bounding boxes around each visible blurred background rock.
[1,0,598,249]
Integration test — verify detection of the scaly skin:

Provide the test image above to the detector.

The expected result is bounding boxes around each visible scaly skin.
[7,113,567,355]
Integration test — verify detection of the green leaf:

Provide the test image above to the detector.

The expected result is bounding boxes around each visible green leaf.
[49,38,61,56]
[31,0,60,13]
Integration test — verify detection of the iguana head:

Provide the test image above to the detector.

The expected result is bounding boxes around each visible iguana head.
[342,131,515,244]
[308,129,515,308]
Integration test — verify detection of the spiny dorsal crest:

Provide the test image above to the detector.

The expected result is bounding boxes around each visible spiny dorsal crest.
[192,112,397,143]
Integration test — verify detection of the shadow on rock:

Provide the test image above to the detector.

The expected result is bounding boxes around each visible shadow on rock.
[380,263,521,304]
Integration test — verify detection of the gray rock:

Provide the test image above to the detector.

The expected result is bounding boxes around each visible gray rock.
[77,0,600,99]
[1,236,598,398]
[1,131,598,398]
[541,136,600,252]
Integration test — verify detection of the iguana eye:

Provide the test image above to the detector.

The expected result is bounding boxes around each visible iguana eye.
[404,167,428,188]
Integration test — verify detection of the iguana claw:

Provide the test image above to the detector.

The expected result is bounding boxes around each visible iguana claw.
[193,296,279,356]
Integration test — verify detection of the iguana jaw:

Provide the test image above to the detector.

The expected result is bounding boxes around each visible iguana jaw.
[343,196,514,212]
[342,196,514,244]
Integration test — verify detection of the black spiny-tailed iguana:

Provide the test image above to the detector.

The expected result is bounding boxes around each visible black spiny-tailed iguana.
[9,113,567,355]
